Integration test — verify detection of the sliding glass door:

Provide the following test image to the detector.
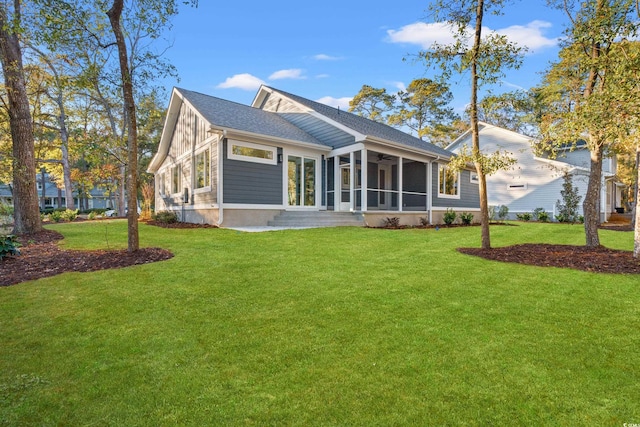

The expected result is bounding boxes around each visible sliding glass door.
[288,155,316,207]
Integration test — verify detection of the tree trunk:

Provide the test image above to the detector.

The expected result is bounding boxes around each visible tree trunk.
[634,144,640,257]
[0,3,42,235]
[108,0,139,252]
[583,139,603,247]
[471,0,491,249]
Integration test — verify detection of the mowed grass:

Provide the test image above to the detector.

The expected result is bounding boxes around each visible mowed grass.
[1,221,639,426]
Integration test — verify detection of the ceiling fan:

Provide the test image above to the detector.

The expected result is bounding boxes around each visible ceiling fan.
[377,153,392,162]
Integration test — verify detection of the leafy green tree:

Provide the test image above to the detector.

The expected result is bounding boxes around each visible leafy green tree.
[387,78,460,143]
[348,85,395,123]
[555,172,582,223]
[476,89,541,137]
[539,0,639,248]
[419,0,525,249]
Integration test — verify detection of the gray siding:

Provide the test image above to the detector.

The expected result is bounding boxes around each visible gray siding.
[432,168,481,209]
[222,141,283,204]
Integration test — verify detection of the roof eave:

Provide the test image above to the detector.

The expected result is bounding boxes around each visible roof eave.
[211,125,331,152]
[364,135,452,160]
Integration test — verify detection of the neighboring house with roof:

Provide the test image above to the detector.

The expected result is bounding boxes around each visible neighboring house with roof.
[147,86,480,227]
[447,122,623,221]
[0,173,114,211]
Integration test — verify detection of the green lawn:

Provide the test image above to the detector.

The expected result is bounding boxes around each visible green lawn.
[1,221,638,426]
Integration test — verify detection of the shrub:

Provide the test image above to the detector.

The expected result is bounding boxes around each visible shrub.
[537,211,550,222]
[556,173,581,223]
[497,205,509,222]
[0,234,20,260]
[533,207,549,222]
[382,217,400,228]
[87,211,97,220]
[48,210,63,223]
[460,212,474,225]
[419,217,429,227]
[443,208,457,225]
[516,212,532,221]
[153,210,178,224]
[488,205,496,222]
[61,209,78,222]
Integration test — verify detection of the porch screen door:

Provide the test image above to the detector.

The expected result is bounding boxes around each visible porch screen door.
[288,155,316,207]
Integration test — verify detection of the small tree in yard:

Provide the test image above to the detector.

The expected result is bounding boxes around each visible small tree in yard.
[555,173,581,223]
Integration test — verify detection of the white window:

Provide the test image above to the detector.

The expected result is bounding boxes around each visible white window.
[195,149,210,189]
[228,140,277,165]
[438,164,460,199]
[171,165,181,194]
[470,172,479,184]
[158,173,166,196]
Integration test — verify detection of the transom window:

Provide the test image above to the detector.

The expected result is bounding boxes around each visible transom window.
[438,164,460,198]
[228,140,277,165]
[195,149,210,189]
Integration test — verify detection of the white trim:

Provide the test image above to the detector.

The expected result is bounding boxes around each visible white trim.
[223,203,286,210]
[437,163,461,199]
[283,150,322,209]
[361,148,368,212]
[194,147,211,191]
[398,156,403,212]
[328,143,366,158]
[227,139,277,165]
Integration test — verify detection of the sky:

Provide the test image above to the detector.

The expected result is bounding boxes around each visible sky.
[157,1,569,115]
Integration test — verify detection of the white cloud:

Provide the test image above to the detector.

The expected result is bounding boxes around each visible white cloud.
[390,81,406,92]
[316,96,352,110]
[315,74,330,79]
[387,22,458,49]
[387,20,559,53]
[216,73,265,90]
[313,54,342,61]
[498,20,559,52]
[269,69,306,80]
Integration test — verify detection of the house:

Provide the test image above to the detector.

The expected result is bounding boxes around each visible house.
[0,173,114,211]
[446,122,623,221]
[147,86,480,227]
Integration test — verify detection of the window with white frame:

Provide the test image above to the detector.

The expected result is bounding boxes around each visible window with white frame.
[470,172,479,184]
[228,140,277,165]
[438,164,460,198]
[195,149,210,189]
[171,164,181,194]
[158,172,166,196]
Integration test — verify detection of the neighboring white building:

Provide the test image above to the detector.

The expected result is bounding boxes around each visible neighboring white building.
[447,122,623,221]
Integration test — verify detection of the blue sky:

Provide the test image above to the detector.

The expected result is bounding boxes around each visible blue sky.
[158,1,569,114]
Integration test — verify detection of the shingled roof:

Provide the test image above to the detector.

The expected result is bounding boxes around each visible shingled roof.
[265,86,453,158]
[177,88,324,147]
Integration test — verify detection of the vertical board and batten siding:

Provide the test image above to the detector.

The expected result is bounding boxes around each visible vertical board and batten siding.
[222,141,283,204]
[158,101,217,207]
[261,93,355,149]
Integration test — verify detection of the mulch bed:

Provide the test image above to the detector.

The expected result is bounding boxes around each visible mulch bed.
[458,244,640,274]
[2,222,638,287]
[1,229,173,287]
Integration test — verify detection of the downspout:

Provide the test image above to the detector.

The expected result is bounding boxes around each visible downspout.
[216,129,227,226]
[428,155,442,224]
